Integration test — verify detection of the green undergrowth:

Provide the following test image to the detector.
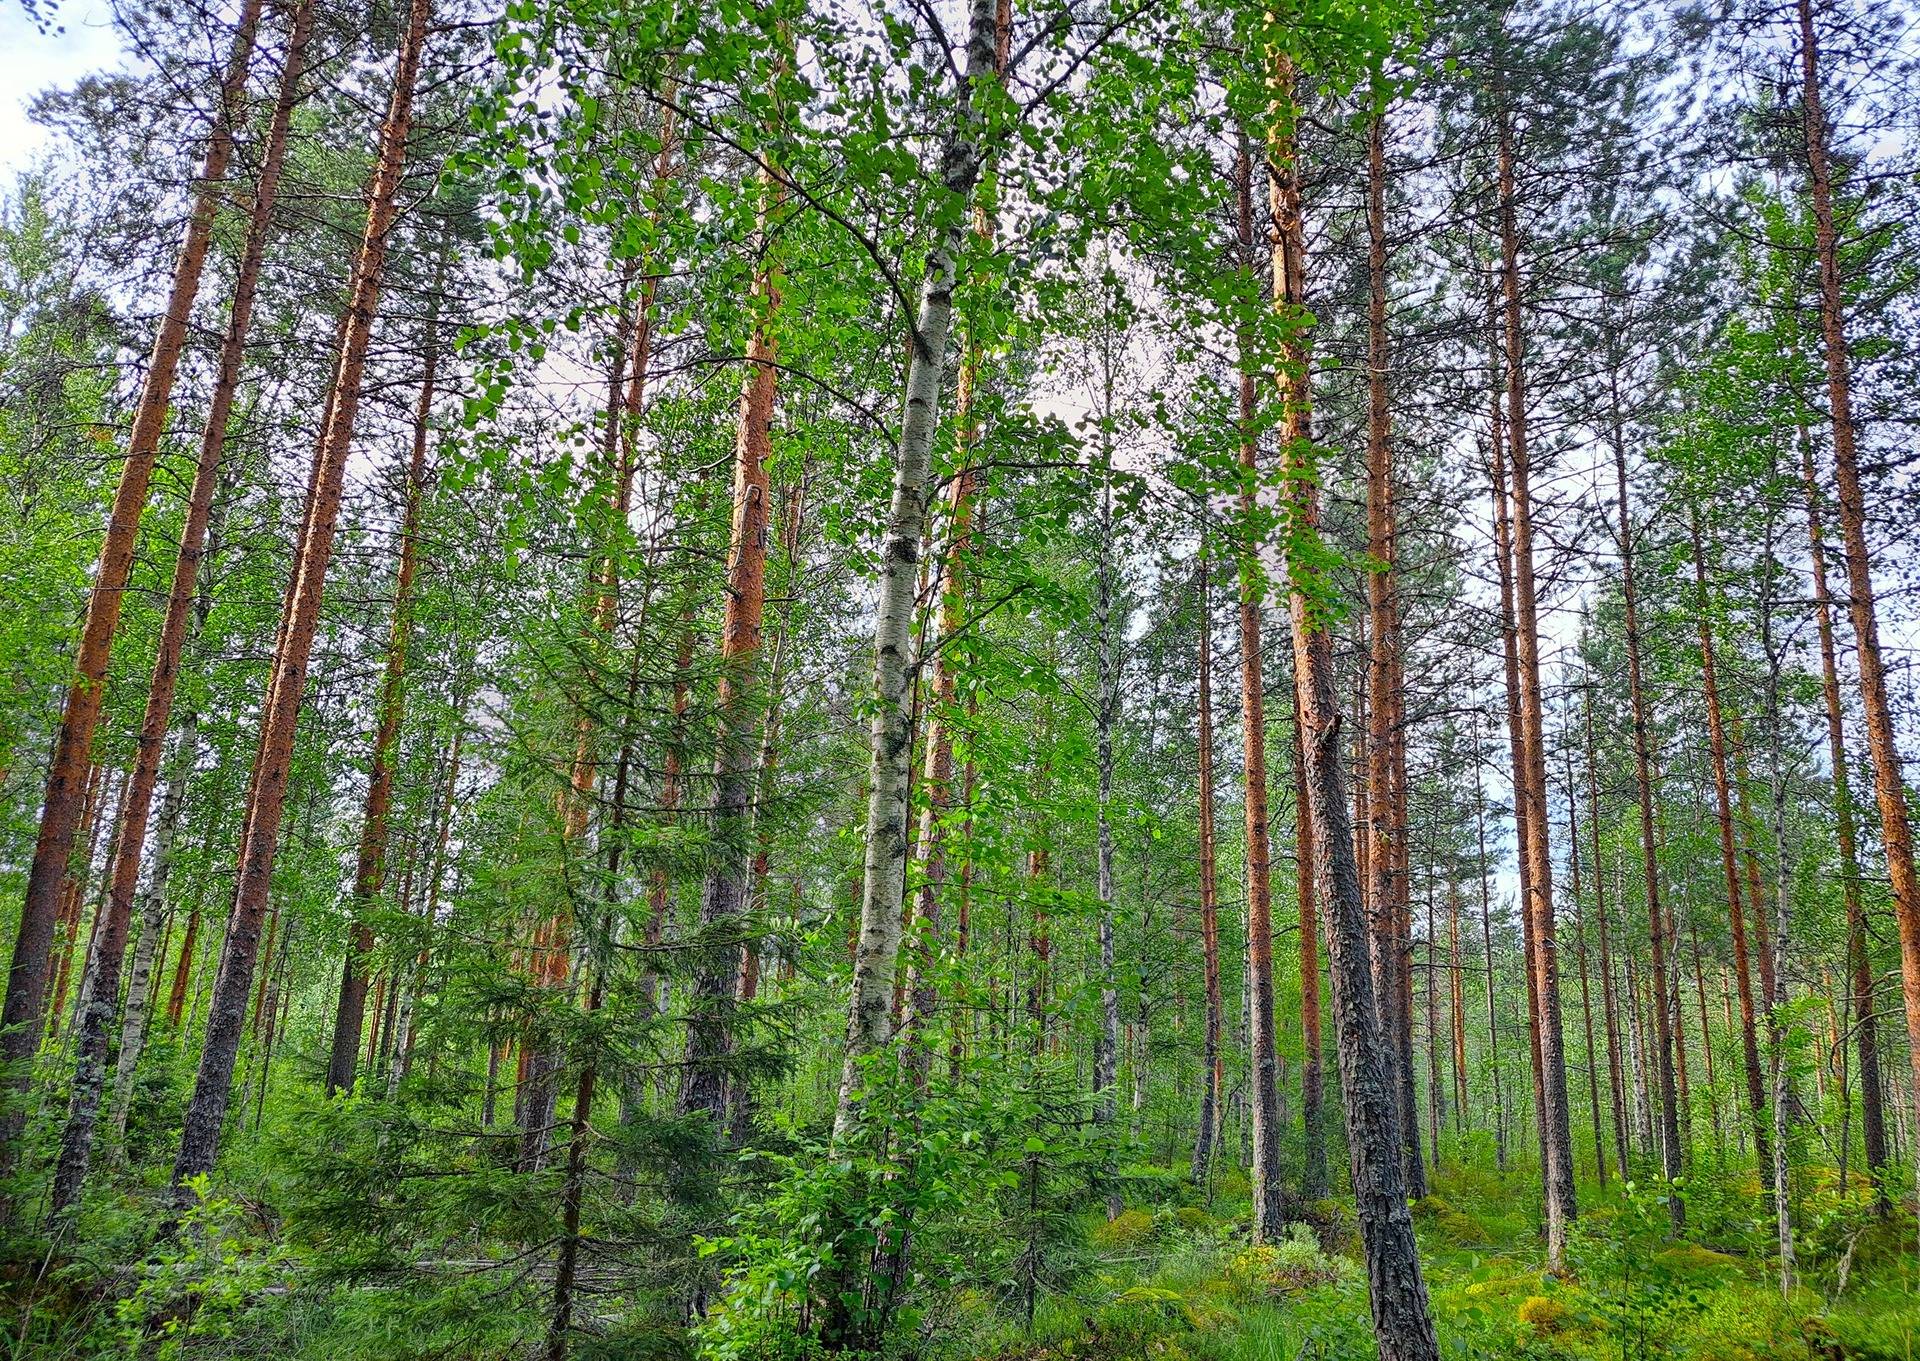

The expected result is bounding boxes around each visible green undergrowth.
[4,1156,1916,1358]
[968,1162,1920,1361]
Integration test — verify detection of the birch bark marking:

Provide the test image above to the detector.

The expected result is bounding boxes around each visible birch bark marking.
[834,0,1000,1139]
[908,0,1008,1085]
[172,0,432,1188]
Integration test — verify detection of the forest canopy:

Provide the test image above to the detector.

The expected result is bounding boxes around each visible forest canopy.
[0,0,1918,1356]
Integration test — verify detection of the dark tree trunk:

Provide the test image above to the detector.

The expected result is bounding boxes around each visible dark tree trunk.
[1193,554,1225,1185]
[1793,0,1920,1210]
[1798,435,1888,1207]
[1236,136,1284,1243]
[1272,58,1436,1359]
[682,158,781,1127]
[1296,683,1328,1200]
[1583,702,1630,1180]
[1689,509,1773,1184]
[1605,332,1683,1231]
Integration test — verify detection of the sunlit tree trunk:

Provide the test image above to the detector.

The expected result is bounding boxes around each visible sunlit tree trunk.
[1798,436,1887,1208]
[1793,0,1920,1211]
[683,152,782,1126]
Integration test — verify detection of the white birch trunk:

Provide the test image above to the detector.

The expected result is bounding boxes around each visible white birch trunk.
[833,0,999,1142]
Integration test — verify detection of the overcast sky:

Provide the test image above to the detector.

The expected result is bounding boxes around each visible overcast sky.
[0,2,126,185]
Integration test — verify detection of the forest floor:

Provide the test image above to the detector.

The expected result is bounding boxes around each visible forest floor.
[4,1153,1918,1358]
[972,1161,1920,1361]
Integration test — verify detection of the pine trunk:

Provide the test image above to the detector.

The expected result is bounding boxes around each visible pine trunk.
[1793,0,1920,1215]
[1,2,267,1179]
[326,295,437,1096]
[1495,108,1576,1261]
[1194,555,1225,1184]
[1274,63,1435,1353]
[171,0,431,1189]
[1584,704,1631,1179]
[683,156,782,1125]
[1296,682,1328,1199]
[1238,136,1285,1243]
[1689,509,1774,1188]
[1607,348,1683,1227]
[1799,436,1888,1206]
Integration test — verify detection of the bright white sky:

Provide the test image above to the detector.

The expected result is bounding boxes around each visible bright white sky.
[0,1,126,185]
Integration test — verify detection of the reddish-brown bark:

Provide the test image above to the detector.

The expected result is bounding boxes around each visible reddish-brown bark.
[1583,701,1630,1179]
[1495,106,1575,1260]
[1799,437,1888,1202]
[682,152,782,1125]
[1,3,268,1179]
[172,0,433,1189]
[1486,341,1547,1179]
[48,0,318,1220]
[1689,509,1772,1180]
[1273,67,1435,1357]
[1794,0,1920,1203]
[327,310,438,1095]
[1605,336,1682,1228]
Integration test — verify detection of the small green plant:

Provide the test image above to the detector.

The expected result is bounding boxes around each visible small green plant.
[113,1176,294,1359]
